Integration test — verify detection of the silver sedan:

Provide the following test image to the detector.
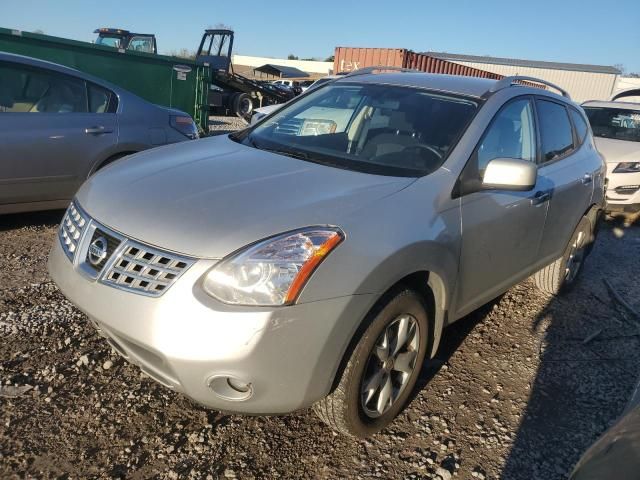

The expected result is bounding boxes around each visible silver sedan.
[0,52,198,214]
[49,71,605,437]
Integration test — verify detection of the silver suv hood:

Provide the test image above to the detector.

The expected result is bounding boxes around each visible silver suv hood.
[594,137,640,164]
[77,135,413,258]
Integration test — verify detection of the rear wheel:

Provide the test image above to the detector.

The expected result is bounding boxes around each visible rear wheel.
[233,93,254,118]
[533,216,592,295]
[313,288,429,437]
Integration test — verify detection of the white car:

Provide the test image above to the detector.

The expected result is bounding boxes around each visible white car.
[583,97,640,214]
[272,79,297,88]
[250,103,283,125]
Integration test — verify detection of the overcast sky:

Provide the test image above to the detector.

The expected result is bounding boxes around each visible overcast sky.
[4,0,640,73]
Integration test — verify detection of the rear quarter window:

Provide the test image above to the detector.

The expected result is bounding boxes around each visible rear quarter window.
[88,84,116,113]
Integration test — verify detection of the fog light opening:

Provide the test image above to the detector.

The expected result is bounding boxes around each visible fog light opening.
[227,377,251,393]
[207,375,253,401]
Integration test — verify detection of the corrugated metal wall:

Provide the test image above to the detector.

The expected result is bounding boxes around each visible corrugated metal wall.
[403,51,502,79]
[442,60,618,102]
[334,48,407,74]
[334,47,503,80]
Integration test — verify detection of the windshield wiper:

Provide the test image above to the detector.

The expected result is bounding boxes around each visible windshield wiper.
[244,134,312,161]
[266,148,310,160]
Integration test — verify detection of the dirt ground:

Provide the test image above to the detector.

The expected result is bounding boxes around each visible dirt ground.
[1,206,639,480]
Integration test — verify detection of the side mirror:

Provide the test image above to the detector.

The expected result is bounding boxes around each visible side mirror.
[482,158,537,191]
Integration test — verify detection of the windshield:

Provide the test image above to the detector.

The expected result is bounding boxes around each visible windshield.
[236,83,478,176]
[584,107,640,143]
[96,35,122,48]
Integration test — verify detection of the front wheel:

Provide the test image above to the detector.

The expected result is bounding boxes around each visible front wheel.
[313,288,429,437]
[533,216,592,295]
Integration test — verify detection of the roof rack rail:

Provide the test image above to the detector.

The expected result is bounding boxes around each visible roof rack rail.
[341,66,420,79]
[488,75,570,99]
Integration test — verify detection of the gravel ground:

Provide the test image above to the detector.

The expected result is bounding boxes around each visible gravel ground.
[1,133,639,479]
[208,115,248,136]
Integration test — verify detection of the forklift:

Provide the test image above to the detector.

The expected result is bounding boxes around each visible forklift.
[94,28,157,54]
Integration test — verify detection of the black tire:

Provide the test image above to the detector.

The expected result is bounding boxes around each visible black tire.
[585,207,602,255]
[233,93,254,118]
[533,216,592,295]
[313,288,429,437]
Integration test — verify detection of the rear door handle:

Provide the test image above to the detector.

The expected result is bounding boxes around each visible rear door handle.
[85,126,113,135]
[582,173,593,185]
[530,190,551,206]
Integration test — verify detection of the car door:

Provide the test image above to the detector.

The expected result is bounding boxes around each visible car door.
[534,99,594,264]
[455,96,549,316]
[0,61,118,206]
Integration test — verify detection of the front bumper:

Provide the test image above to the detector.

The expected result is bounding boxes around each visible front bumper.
[605,166,640,211]
[48,238,377,414]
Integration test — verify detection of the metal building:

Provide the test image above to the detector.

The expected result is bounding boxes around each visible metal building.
[425,52,620,102]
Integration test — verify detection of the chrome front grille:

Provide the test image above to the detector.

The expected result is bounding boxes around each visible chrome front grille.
[102,242,192,296]
[84,228,122,273]
[58,201,194,297]
[59,202,88,260]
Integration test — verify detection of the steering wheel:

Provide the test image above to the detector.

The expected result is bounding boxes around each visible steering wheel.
[404,144,443,160]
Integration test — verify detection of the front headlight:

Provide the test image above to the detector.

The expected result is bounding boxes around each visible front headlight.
[202,227,344,306]
[613,162,640,173]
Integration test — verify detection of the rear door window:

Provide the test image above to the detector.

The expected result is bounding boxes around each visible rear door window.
[0,62,87,113]
[536,99,574,162]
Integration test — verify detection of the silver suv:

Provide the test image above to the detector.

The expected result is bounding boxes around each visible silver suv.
[49,71,605,437]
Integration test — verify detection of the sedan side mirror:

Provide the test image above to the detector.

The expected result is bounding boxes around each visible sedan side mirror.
[482,158,537,191]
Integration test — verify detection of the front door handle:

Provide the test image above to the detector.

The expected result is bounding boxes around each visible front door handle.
[582,173,593,185]
[85,126,113,135]
[530,190,551,206]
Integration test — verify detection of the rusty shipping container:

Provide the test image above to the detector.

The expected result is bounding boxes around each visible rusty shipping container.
[334,47,503,80]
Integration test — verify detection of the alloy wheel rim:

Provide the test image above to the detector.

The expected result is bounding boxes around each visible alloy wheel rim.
[565,230,586,283]
[360,314,420,419]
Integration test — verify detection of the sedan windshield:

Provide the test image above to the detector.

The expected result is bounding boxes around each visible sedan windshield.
[584,107,640,143]
[237,83,478,176]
